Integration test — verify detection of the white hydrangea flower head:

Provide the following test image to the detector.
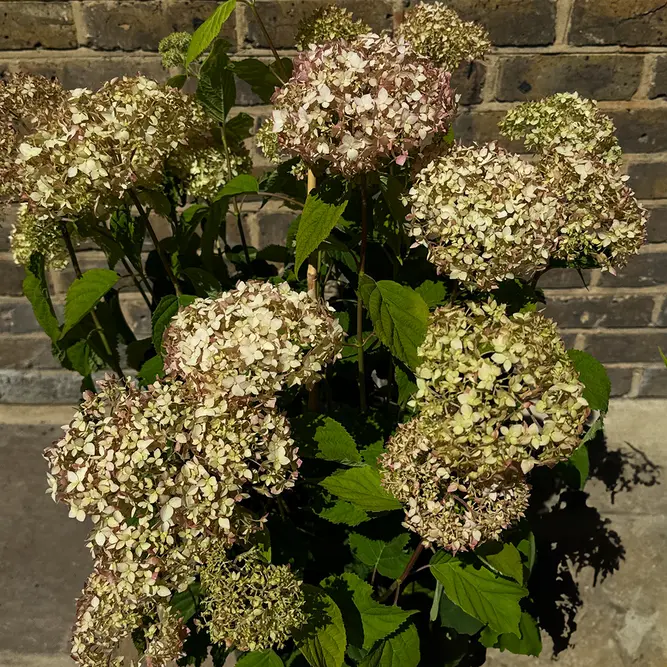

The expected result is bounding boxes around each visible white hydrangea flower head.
[0,73,68,199]
[201,549,307,651]
[396,2,491,72]
[271,33,457,177]
[45,375,298,599]
[407,142,561,289]
[10,203,72,270]
[541,152,647,272]
[170,143,252,200]
[163,281,345,400]
[15,76,211,220]
[499,92,622,165]
[412,300,590,478]
[381,418,530,552]
[295,4,371,50]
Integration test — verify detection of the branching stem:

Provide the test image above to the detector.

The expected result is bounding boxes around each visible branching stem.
[380,542,426,604]
[357,177,369,412]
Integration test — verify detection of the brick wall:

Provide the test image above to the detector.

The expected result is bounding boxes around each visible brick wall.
[1,0,667,403]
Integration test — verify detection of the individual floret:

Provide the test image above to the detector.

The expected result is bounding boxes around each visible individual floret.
[396,2,491,72]
[163,281,345,399]
[271,33,457,177]
[201,549,306,651]
[412,300,590,477]
[499,93,622,165]
[381,418,530,552]
[407,142,560,289]
[295,5,371,50]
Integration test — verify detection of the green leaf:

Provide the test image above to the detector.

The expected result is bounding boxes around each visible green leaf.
[317,501,370,527]
[360,441,385,469]
[477,542,524,584]
[322,573,416,651]
[183,267,222,297]
[294,415,361,465]
[294,585,346,667]
[151,294,197,355]
[349,534,411,579]
[216,174,259,199]
[358,623,420,667]
[567,349,611,412]
[438,591,484,635]
[367,281,429,368]
[237,650,284,667]
[496,612,542,657]
[60,340,102,377]
[231,58,282,104]
[430,552,528,636]
[196,40,236,122]
[201,198,229,274]
[320,466,402,512]
[186,0,237,65]
[395,364,416,408]
[582,415,604,444]
[137,356,164,385]
[568,443,590,490]
[227,112,255,142]
[660,347,667,368]
[170,584,199,623]
[358,274,376,308]
[23,257,60,341]
[414,280,447,308]
[295,193,348,274]
[62,269,119,335]
[167,73,187,89]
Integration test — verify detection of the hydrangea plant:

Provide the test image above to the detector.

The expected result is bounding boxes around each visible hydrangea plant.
[3,1,647,665]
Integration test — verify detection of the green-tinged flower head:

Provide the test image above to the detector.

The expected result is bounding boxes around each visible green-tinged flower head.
[163,280,345,400]
[396,2,491,72]
[256,121,284,165]
[201,549,306,651]
[71,568,187,667]
[159,32,192,70]
[540,152,647,272]
[0,73,68,199]
[15,76,211,221]
[10,203,72,270]
[45,375,298,599]
[170,143,252,200]
[295,5,371,50]
[499,92,622,165]
[412,300,590,478]
[407,142,561,289]
[381,418,530,552]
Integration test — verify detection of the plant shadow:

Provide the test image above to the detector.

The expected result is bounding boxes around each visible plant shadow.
[526,430,662,656]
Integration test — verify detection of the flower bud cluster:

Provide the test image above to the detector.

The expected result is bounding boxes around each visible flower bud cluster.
[407,142,560,289]
[158,32,192,70]
[381,300,589,551]
[201,549,307,652]
[271,33,456,176]
[396,2,491,72]
[295,4,371,50]
[163,280,345,399]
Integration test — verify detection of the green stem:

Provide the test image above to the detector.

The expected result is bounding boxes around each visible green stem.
[257,191,304,208]
[357,179,369,413]
[128,189,182,296]
[380,542,425,604]
[120,257,152,309]
[60,223,125,381]
[244,0,289,81]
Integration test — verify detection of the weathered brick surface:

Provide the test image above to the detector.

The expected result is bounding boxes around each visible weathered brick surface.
[245,0,394,49]
[570,0,667,46]
[598,251,667,288]
[539,269,593,289]
[610,109,667,154]
[650,56,667,100]
[637,368,667,397]
[497,55,643,102]
[1,2,77,50]
[606,367,635,397]
[627,162,667,200]
[409,0,557,46]
[646,207,667,243]
[544,295,656,329]
[0,370,83,404]
[585,332,665,363]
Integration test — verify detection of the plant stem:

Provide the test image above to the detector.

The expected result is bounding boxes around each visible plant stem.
[380,542,425,604]
[60,223,125,380]
[245,0,289,81]
[257,191,304,209]
[307,170,318,300]
[120,257,152,309]
[357,177,369,413]
[128,189,182,296]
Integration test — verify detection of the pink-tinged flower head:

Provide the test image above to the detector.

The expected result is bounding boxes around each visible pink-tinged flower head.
[271,34,457,177]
